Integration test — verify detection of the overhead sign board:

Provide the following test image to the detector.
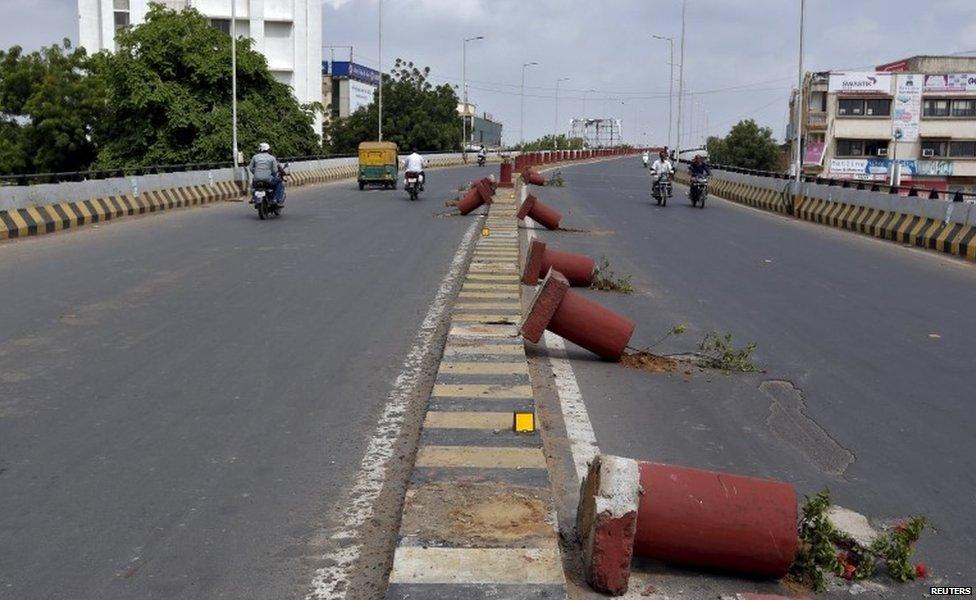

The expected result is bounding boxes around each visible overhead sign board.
[893,74,922,142]
[828,72,892,94]
[922,73,976,93]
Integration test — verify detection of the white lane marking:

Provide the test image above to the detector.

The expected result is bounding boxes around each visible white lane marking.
[525,227,601,482]
[306,218,481,600]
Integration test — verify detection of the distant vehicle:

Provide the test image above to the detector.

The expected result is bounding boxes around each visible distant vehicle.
[477,154,487,167]
[652,171,673,206]
[676,147,709,163]
[690,175,708,208]
[358,141,399,190]
[404,171,422,201]
[252,163,288,220]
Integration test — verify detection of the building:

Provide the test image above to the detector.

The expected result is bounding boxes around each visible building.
[457,103,502,149]
[322,60,379,122]
[78,0,322,130]
[789,55,976,191]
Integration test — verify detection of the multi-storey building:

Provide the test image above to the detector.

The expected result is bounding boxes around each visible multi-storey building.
[78,0,322,132]
[789,55,976,191]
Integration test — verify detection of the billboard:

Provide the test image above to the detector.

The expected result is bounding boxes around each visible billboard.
[828,72,892,94]
[829,158,917,177]
[349,79,377,114]
[328,61,381,86]
[893,74,922,142]
[922,73,976,94]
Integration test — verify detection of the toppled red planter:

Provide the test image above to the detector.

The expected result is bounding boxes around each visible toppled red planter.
[523,168,545,186]
[522,239,594,287]
[578,454,799,595]
[516,194,562,230]
[520,268,634,361]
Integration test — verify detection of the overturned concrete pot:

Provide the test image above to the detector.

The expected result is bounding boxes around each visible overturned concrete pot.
[523,168,545,186]
[520,268,634,361]
[516,194,562,230]
[522,239,594,287]
[578,455,799,595]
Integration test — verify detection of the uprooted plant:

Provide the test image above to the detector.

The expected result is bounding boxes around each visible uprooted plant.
[546,170,565,187]
[789,489,928,592]
[696,331,758,372]
[590,256,633,293]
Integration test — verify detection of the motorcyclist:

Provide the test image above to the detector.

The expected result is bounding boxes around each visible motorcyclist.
[650,150,674,198]
[248,142,285,205]
[403,147,427,190]
[477,145,487,165]
[689,154,711,178]
[642,149,650,168]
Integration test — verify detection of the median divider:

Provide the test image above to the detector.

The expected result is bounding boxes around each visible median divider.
[385,183,567,598]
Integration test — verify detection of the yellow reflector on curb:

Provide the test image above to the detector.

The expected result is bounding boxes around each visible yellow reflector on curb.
[482,227,491,237]
[514,411,536,433]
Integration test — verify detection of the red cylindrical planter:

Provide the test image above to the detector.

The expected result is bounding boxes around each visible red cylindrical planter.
[516,194,561,229]
[522,239,594,286]
[457,187,486,215]
[634,462,798,578]
[499,162,513,187]
[522,169,545,186]
[521,269,634,361]
[475,178,495,203]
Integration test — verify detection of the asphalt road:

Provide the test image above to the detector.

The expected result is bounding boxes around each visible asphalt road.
[0,166,487,600]
[528,158,976,595]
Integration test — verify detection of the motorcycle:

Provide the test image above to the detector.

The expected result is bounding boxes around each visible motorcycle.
[642,155,649,168]
[251,163,288,220]
[652,172,673,206]
[477,154,487,167]
[404,171,423,201]
[689,176,708,209]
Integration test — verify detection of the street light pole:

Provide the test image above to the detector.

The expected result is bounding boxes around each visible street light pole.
[793,0,806,195]
[676,0,686,158]
[462,35,485,155]
[377,0,383,141]
[231,0,238,176]
[554,77,569,149]
[520,61,538,146]
[652,35,674,150]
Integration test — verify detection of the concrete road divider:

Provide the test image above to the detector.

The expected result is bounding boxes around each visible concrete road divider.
[516,194,562,230]
[520,269,635,361]
[521,239,595,286]
[523,168,546,186]
[578,454,798,595]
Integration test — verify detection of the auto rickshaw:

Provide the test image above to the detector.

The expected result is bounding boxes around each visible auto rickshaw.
[357,141,399,190]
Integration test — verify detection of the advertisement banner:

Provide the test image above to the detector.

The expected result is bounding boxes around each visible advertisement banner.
[349,80,377,114]
[916,160,954,177]
[922,73,976,93]
[893,74,922,142]
[804,140,826,166]
[829,158,917,176]
[829,158,869,174]
[828,72,892,94]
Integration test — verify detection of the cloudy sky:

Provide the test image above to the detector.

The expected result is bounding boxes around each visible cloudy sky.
[4,0,976,147]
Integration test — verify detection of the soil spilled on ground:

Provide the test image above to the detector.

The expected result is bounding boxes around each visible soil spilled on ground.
[620,351,679,373]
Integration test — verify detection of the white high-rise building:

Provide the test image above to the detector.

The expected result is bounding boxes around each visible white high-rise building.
[78,0,322,130]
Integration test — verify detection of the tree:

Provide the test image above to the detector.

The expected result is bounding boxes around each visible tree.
[513,135,586,151]
[705,119,780,171]
[0,41,105,175]
[324,59,460,154]
[93,5,320,167]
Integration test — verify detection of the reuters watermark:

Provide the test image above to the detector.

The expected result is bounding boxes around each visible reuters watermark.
[930,588,973,596]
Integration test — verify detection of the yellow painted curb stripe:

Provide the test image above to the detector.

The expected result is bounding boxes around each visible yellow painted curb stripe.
[458,292,520,300]
[448,324,518,338]
[455,302,522,310]
[415,446,546,469]
[438,362,528,375]
[432,384,532,398]
[452,313,520,323]
[443,343,524,355]
[423,411,518,429]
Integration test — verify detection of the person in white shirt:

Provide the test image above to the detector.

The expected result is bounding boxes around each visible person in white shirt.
[402,148,428,190]
[650,150,674,179]
[642,150,650,168]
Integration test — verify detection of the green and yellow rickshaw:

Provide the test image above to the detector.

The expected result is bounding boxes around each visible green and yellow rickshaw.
[357,141,399,190]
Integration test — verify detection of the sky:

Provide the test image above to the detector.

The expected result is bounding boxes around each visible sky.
[4,0,976,147]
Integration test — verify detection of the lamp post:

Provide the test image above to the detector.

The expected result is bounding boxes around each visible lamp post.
[520,61,538,146]
[793,0,806,195]
[554,77,570,149]
[676,0,686,158]
[231,0,238,176]
[462,35,485,156]
[652,34,674,150]
[377,0,383,141]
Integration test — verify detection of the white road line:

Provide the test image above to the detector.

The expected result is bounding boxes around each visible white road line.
[525,226,601,482]
[306,218,481,600]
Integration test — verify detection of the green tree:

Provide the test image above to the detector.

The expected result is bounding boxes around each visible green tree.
[514,135,586,151]
[0,41,105,175]
[93,5,320,167]
[705,119,780,171]
[324,59,460,154]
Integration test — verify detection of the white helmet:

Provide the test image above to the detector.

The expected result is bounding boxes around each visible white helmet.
[258,142,270,152]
